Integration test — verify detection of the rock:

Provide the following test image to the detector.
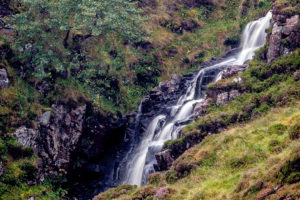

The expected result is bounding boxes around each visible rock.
[294,70,300,81]
[267,23,282,63]
[233,77,243,83]
[0,68,9,89]
[216,92,229,106]
[216,90,241,106]
[39,104,86,170]
[220,64,248,79]
[37,81,51,95]
[194,98,210,118]
[256,188,273,200]
[182,19,199,32]
[39,111,51,127]
[158,73,181,94]
[155,149,175,171]
[282,15,299,36]
[13,104,87,179]
[229,90,241,101]
[0,1,12,17]
[154,187,171,200]
[167,48,178,57]
[13,126,38,151]
[267,14,300,63]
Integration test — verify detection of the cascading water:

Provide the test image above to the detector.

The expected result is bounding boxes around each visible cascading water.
[113,11,272,187]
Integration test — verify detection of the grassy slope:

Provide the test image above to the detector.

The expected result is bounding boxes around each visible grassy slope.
[94,100,300,200]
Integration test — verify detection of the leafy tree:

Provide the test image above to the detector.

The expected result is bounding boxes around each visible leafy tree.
[9,0,143,78]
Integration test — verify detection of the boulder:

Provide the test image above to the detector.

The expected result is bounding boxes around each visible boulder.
[216,90,241,106]
[221,64,249,79]
[194,98,210,119]
[158,74,181,94]
[155,149,175,171]
[229,90,241,101]
[267,23,282,63]
[38,111,51,127]
[282,15,299,36]
[0,68,9,89]
[216,92,229,106]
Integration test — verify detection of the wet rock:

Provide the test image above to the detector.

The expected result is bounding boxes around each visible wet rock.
[194,98,210,119]
[221,64,249,79]
[13,126,38,151]
[155,149,175,171]
[267,23,282,63]
[0,68,9,89]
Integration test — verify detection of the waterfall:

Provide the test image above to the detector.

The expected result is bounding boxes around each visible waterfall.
[114,11,272,187]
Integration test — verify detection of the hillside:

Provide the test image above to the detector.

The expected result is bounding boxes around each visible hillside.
[0,0,299,199]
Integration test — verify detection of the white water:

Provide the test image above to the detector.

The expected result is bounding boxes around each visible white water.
[118,11,272,186]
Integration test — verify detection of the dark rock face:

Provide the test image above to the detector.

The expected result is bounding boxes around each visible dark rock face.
[267,14,300,63]
[141,73,190,116]
[0,68,9,89]
[13,104,86,181]
[154,149,175,171]
[38,104,86,171]
[0,0,12,18]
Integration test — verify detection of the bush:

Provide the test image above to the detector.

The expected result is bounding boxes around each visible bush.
[288,123,300,140]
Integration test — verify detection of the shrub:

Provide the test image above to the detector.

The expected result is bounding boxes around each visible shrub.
[288,122,300,140]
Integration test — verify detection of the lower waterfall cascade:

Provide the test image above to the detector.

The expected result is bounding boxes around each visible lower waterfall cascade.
[108,11,273,188]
